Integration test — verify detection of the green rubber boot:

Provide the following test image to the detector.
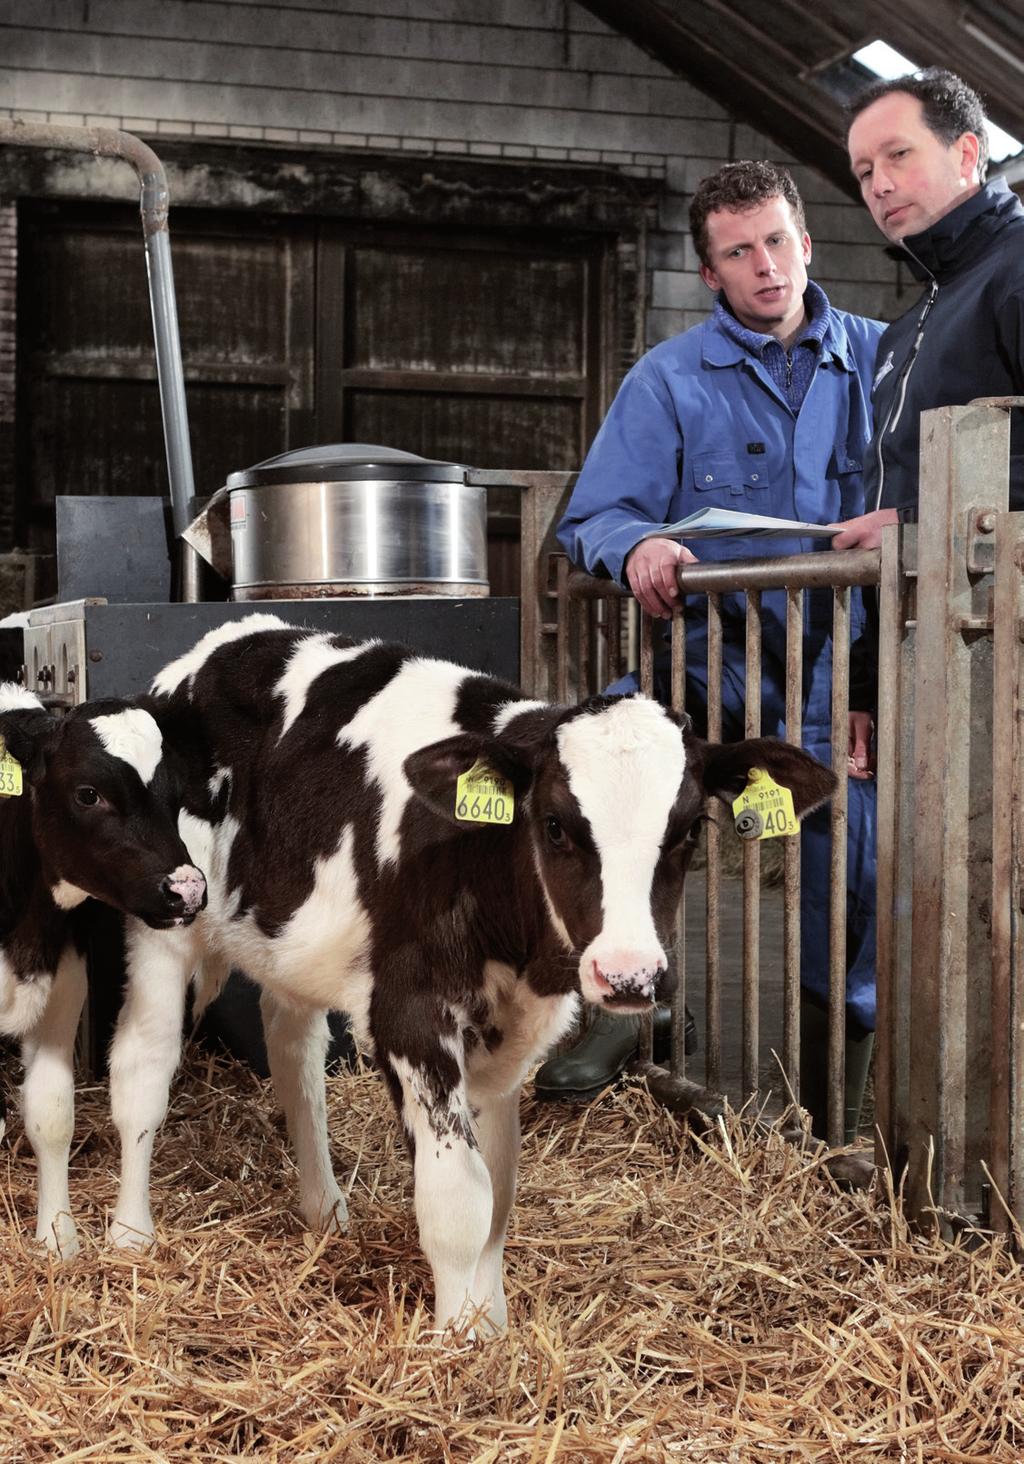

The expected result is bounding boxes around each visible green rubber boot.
[534,1005,694,1102]
[799,995,875,1145]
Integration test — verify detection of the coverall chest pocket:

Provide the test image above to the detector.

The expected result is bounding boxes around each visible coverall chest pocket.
[691,449,771,499]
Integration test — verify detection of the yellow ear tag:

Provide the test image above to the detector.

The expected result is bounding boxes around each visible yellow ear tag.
[732,766,795,841]
[0,737,23,798]
[455,760,514,825]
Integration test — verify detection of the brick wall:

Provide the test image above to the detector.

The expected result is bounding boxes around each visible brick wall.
[0,0,906,351]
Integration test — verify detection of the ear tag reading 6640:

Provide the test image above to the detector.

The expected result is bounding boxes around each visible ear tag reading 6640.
[0,737,23,798]
[732,766,795,841]
[455,760,514,825]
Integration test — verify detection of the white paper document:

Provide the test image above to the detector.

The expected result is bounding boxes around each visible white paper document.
[638,507,839,540]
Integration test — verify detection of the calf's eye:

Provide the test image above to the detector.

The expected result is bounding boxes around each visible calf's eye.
[544,815,570,851]
[75,786,100,808]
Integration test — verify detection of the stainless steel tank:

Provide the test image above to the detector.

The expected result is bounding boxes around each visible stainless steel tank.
[224,444,489,599]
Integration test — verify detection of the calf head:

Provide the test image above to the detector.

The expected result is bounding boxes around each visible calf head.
[405,695,836,1013]
[0,694,206,928]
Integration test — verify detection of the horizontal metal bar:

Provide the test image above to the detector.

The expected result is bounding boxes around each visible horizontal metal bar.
[567,548,880,600]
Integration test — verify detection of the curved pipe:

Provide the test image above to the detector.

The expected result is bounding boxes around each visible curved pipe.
[0,121,197,548]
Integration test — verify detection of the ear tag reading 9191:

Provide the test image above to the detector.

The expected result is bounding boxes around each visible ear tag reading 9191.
[732,766,795,841]
[0,737,23,798]
[455,760,514,825]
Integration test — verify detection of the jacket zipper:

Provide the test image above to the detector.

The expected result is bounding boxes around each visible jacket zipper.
[872,246,939,511]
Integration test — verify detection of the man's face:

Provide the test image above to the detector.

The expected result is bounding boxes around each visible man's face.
[848,92,981,243]
[699,197,811,338]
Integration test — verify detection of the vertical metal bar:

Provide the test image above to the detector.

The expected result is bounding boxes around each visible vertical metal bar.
[636,608,657,1063]
[670,608,687,1077]
[555,555,570,705]
[990,513,1024,1231]
[742,590,762,1100]
[783,587,803,1097]
[706,594,723,1090]
[828,586,851,1148]
[874,522,903,1166]
[639,611,656,696]
[906,404,1007,1227]
[579,598,594,700]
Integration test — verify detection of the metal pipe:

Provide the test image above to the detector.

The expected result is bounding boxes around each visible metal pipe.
[706,595,723,1090]
[670,612,687,1077]
[828,586,851,1147]
[742,590,762,1100]
[783,587,803,1097]
[0,121,197,574]
[567,549,880,600]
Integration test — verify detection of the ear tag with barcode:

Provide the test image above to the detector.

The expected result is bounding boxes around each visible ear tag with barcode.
[732,766,795,840]
[455,760,514,825]
[0,737,24,798]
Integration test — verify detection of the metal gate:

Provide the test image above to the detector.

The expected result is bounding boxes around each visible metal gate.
[517,397,1023,1239]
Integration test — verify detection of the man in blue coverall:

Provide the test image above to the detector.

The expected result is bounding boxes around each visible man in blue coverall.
[534,161,885,1142]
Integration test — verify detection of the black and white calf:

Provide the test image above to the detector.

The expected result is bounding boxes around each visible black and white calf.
[109,616,834,1328]
[0,686,206,1255]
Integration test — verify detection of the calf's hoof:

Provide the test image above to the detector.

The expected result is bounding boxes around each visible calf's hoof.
[37,1212,80,1259]
[300,1185,348,1235]
[108,1214,156,1251]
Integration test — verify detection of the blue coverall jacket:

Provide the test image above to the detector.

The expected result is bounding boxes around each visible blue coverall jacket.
[558,301,884,1030]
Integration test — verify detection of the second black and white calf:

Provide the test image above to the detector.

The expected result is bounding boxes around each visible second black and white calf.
[110,617,834,1328]
[0,686,206,1254]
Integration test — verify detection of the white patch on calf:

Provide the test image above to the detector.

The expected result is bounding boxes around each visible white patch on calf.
[91,708,164,786]
[0,954,53,1038]
[557,699,684,1001]
[51,880,90,910]
[338,656,469,867]
[151,613,288,697]
[492,699,547,734]
[0,683,44,712]
[274,635,377,740]
[464,961,579,1100]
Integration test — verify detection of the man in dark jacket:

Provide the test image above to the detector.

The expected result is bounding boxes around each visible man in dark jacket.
[832,67,1024,740]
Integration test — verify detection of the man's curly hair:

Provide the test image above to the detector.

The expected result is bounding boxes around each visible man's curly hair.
[846,67,989,180]
[688,161,806,268]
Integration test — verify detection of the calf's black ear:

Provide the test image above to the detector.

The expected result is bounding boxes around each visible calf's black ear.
[0,707,63,786]
[699,737,837,818]
[404,733,533,826]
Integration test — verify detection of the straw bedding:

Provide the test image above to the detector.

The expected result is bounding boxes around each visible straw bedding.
[1,1052,1022,1462]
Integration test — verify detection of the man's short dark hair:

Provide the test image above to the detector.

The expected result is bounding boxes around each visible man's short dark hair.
[846,67,989,180]
[688,161,806,267]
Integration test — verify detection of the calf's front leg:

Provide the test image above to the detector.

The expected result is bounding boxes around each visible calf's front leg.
[108,923,193,1248]
[259,989,347,1233]
[21,947,87,1256]
[387,1050,496,1333]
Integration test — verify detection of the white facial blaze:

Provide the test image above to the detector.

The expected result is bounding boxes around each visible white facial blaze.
[556,699,685,986]
[90,709,164,787]
[0,682,44,713]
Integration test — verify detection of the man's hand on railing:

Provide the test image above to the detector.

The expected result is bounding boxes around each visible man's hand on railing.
[830,508,899,551]
[625,537,699,619]
[848,710,875,780]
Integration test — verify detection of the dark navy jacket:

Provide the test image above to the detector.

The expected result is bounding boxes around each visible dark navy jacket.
[867,176,1024,514]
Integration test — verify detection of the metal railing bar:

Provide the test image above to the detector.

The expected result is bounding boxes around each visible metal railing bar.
[742,590,763,1099]
[706,594,724,1091]
[783,587,804,1097]
[827,585,851,1148]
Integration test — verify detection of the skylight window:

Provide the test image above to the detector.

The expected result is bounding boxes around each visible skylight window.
[853,41,1022,165]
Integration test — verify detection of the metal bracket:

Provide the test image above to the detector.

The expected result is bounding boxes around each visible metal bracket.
[966,506,999,575]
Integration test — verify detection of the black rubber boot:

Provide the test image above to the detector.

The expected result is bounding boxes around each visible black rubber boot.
[799,994,875,1145]
[534,1004,696,1101]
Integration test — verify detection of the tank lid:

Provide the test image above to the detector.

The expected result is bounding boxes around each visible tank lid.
[225,443,469,489]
